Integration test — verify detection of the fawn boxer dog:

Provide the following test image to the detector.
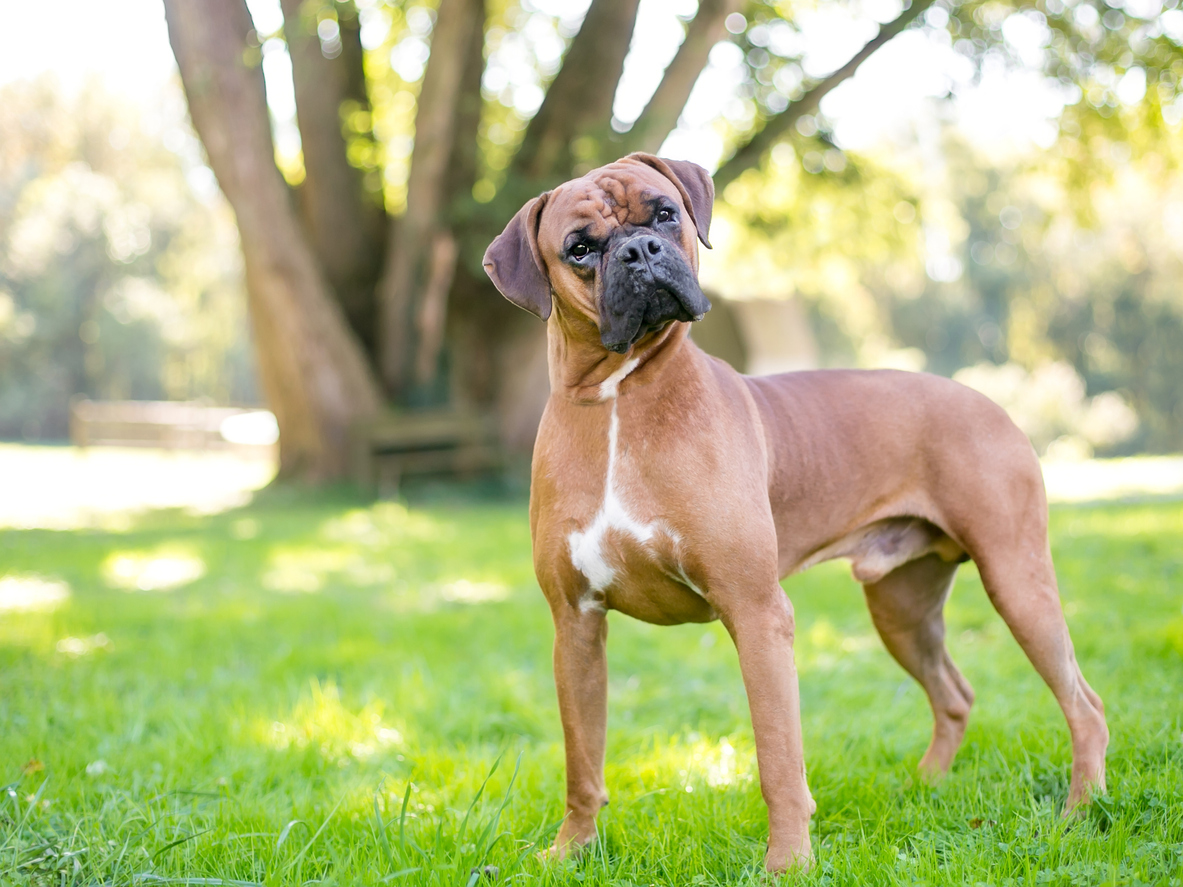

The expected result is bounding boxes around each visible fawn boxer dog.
[482,153,1108,872]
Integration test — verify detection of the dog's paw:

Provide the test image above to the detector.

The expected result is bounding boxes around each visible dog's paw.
[535,844,563,863]
[764,839,813,874]
[917,759,950,786]
[537,835,594,864]
[1062,762,1107,818]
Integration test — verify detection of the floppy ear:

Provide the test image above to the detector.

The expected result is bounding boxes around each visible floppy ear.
[625,153,714,249]
[483,193,552,320]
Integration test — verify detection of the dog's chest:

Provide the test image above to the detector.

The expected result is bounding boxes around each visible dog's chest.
[562,396,712,624]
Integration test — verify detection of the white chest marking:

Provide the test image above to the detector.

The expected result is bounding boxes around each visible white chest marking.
[597,357,639,402]
[563,359,657,598]
[568,391,657,594]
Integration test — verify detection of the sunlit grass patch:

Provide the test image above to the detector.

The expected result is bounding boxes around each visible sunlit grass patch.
[55,633,111,657]
[0,444,275,530]
[260,546,359,594]
[0,574,70,611]
[256,680,404,765]
[102,547,206,592]
[436,580,511,604]
[319,502,449,547]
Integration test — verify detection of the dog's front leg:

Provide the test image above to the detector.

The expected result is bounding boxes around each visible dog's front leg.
[724,594,814,873]
[548,601,609,859]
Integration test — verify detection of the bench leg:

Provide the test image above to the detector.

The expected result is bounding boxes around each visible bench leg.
[377,459,402,500]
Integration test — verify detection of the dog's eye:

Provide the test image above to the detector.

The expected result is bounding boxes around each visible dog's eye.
[656,209,674,223]
[570,243,590,259]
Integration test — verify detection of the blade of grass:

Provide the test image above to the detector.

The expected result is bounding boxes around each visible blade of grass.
[396,782,424,860]
[0,778,49,856]
[281,796,344,874]
[377,868,422,882]
[372,788,395,871]
[275,820,309,851]
[456,754,502,851]
[152,827,214,860]
[472,753,520,857]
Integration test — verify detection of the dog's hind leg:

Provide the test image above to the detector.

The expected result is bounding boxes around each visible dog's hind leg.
[973,545,1108,810]
[862,553,975,778]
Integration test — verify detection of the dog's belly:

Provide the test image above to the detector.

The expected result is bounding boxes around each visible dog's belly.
[792,517,966,584]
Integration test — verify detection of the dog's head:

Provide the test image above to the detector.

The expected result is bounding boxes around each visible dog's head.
[483,153,714,354]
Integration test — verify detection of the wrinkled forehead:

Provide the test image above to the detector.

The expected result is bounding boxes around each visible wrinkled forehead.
[540,164,681,246]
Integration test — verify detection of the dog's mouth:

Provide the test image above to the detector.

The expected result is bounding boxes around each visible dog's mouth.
[599,239,711,354]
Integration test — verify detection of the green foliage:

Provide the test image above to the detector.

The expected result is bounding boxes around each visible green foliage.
[960,0,1183,156]
[0,80,257,441]
[714,111,1183,451]
[888,137,1183,453]
[709,145,924,366]
[1,487,1181,884]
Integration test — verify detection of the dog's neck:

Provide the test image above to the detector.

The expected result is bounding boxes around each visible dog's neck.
[548,299,691,404]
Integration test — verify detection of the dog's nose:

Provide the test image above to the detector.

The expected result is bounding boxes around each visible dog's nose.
[617,236,663,268]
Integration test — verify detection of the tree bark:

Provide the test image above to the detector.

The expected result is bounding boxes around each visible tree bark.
[378,0,483,398]
[446,7,487,213]
[712,0,935,192]
[447,261,551,452]
[164,0,382,481]
[430,0,487,394]
[619,0,743,155]
[510,0,642,183]
[440,0,552,452]
[280,0,386,356]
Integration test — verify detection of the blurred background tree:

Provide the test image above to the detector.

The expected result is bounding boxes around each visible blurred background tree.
[160,0,940,480]
[3,0,1182,475]
[0,80,256,442]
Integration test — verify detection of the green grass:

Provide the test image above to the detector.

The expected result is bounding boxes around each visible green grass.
[2,483,1182,886]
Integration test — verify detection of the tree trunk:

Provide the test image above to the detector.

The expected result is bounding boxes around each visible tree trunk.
[619,0,743,155]
[164,0,382,481]
[280,0,386,356]
[378,0,484,399]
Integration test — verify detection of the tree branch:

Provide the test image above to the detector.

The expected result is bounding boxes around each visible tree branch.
[712,0,935,192]
[279,0,386,355]
[511,0,642,182]
[378,0,484,395]
[445,8,487,212]
[619,0,743,156]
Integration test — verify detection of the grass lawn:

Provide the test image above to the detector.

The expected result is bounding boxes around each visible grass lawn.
[2,479,1182,885]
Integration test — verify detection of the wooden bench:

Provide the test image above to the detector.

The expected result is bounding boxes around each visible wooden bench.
[69,399,273,451]
[349,408,504,495]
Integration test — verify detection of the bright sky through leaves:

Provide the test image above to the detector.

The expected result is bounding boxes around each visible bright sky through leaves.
[0,0,1073,173]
